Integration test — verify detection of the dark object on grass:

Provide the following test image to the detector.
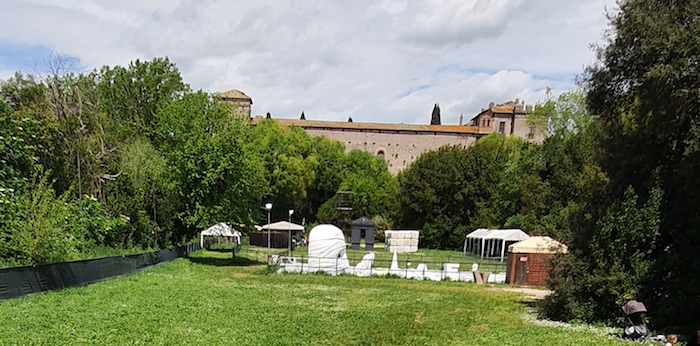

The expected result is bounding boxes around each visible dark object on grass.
[622,300,649,339]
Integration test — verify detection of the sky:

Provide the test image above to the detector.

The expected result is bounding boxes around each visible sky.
[0,0,617,125]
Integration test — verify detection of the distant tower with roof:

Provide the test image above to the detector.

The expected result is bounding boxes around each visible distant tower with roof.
[217,89,253,119]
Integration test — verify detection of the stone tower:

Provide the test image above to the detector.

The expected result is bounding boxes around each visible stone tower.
[217,89,253,119]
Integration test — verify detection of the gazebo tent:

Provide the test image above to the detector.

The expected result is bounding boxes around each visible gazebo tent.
[200,223,241,247]
[261,221,305,253]
[260,221,305,232]
[463,229,530,262]
[463,228,490,256]
[307,224,350,273]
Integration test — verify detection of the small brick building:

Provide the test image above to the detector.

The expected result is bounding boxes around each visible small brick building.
[506,236,568,287]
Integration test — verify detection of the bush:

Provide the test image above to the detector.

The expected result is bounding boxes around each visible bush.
[0,176,127,267]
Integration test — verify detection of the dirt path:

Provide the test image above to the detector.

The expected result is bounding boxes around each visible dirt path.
[491,287,553,300]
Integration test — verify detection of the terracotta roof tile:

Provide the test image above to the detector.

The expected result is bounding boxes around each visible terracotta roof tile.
[217,89,252,101]
[251,117,484,135]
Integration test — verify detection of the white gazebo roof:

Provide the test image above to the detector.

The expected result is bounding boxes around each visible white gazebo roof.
[261,221,305,231]
[483,229,529,241]
[465,228,529,241]
[463,228,530,262]
[201,222,241,237]
[465,228,491,238]
[200,222,242,247]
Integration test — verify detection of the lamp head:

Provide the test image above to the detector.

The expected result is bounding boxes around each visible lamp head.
[289,209,294,215]
[264,203,273,210]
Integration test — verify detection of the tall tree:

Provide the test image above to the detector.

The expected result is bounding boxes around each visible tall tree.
[99,57,188,140]
[398,135,526,249]
[245,119,318,221]
[547,0,700,329]
[156,91,266,242]
[306,137,346,222]
[430,103,441,125]
[316,150,398,227]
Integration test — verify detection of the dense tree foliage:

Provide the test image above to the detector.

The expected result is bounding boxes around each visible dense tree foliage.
[0,59,259,264]
[540,0,700,330]
[316,149,398,227]
[246,119,318,220]
[398,136,526,250]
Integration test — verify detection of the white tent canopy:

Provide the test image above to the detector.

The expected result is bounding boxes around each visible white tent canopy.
[508,236,568,254]
[261,221,305,254]
[200,222,242,247]
[261,221,305,231]
[307,224,350,272]
[463,228,530,262]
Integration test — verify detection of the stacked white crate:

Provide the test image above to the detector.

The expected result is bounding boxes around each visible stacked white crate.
[385,230,419,253]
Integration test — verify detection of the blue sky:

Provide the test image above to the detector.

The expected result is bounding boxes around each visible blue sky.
[0,42,58,73]
[0,0,617,125]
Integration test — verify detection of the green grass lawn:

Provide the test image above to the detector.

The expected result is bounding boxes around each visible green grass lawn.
[0,247,634,345]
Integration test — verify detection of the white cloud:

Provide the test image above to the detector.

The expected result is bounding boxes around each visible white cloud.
[399,0,526,47]
[0,0,617,124]
[0,69,16,81]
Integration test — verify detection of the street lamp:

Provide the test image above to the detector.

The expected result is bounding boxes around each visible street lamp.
[288,209,294,255]
[264,202,273,251]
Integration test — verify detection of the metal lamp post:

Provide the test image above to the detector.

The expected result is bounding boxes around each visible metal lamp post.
[288,209,294,255]
[265,202,273,251]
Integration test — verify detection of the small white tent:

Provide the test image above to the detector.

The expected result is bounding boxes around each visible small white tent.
[464,228,529,262]
[200,222,242,247]
[307,224,349,273]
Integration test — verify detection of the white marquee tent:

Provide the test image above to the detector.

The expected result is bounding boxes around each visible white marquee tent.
[200,222,242,247]
[463,228,530,262]
[307,224,350,273]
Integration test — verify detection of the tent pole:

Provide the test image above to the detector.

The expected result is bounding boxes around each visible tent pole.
[501,239,506,262]
[480,238,485,259]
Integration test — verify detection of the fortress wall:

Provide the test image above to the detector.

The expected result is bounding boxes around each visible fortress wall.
[304,128,479,174]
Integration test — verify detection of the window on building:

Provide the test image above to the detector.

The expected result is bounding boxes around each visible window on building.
[376,150,385,159]
[498,122,506,134]
[527,127,535,139]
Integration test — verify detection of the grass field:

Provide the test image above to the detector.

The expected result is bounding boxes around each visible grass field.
[0,247,634,345]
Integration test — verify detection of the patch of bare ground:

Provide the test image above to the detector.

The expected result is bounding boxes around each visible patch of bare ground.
[489,286,553,300]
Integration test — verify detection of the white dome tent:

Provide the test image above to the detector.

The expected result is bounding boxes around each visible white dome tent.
[200,222,241,248]
[306,224,350,274]
[463,228,529,262]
